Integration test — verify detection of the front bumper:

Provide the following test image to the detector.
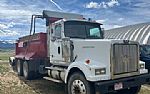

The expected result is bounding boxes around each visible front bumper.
[95,73,150,93]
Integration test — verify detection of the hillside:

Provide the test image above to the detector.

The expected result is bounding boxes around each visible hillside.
[0,40,15,49]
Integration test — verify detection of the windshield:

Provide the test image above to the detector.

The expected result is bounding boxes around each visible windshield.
[64,21,102,39]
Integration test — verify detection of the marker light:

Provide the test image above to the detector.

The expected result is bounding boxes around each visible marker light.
[86,60,90,64]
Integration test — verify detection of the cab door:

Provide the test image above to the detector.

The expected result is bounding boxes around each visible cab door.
[50,23,63,63]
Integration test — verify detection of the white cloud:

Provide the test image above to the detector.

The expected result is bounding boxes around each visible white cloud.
[85,0,120,9]
[0,21,21,38]
[49,0,63,10]
[0,29,20,37]
[118,18,124,21]
[96,19,108,23]
[129,0,150,18]
[1,40,16,44]
[0,22,15,29]
[0,0,46,40]
[85,2,99,8]
[0,9,40,16]
[102,2,108,8]
[107,0,120,7]
[133,0,150,8]
[0,24,7,29]
[113,25,122,28]
[101,24,123,30]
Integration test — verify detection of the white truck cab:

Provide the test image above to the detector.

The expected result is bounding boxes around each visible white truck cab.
[44,12,148,93]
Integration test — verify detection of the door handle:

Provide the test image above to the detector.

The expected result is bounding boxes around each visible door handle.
[58,47,60,54]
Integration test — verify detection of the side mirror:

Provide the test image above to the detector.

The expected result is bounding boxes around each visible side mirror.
[101,28,105,38]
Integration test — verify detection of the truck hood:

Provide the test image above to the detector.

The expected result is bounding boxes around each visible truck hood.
[71,39,122,64]
[71,39,139,80]
[71,39,120,80]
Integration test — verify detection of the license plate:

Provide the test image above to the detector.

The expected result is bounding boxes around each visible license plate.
[114,82,123,90]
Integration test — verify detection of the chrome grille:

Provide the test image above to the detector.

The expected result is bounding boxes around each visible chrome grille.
[113,44,138,75]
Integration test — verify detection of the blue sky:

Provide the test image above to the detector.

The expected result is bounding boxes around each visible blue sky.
[0,0,150,41]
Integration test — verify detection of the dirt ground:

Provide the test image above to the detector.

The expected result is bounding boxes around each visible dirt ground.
[0,61,65,94]
[0,61,150,94]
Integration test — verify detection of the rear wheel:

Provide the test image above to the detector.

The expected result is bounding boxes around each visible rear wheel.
[23,61,34,80]
[67,72,95,94]
[17,59,23,76]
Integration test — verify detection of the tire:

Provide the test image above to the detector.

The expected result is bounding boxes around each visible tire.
[16,59,23,76]
[67,72,95,94]
[115,86,141,94]
[23,61,35,80]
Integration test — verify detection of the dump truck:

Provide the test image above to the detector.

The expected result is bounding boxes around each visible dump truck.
[9,10,150,94]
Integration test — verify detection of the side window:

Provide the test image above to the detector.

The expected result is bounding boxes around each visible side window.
[55,24,61,38]
[89,28,100,37]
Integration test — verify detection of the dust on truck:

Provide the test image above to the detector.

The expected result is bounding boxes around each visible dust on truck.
[9,10,150,94]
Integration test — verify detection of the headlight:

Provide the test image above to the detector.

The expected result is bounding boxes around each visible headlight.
[95,68,106,75]
[140,63,145,69]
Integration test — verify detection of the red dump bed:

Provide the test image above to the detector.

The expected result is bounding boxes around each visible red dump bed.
[15,33,47,60]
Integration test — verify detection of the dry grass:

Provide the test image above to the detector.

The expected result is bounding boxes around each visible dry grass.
[0,62,65,94]
[0,62,37,94]
[0,49,14,61]
[140,86,150,94]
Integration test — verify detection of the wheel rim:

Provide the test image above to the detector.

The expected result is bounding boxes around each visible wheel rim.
[71,80,86,94]
[23,61,28,78]
[17,60,21,73]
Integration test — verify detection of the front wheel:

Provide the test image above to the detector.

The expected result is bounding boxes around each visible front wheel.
[67,72,95,94]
